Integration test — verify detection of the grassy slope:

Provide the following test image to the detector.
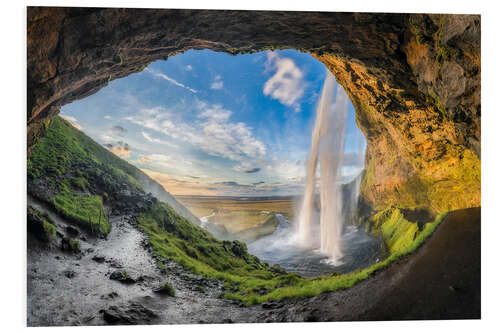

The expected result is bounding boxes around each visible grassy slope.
[28,116,449,305]
[28,117,147,234]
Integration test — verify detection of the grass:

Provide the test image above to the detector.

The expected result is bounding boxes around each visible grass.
[42,220,56,239]
[139,202,275,279]
[369,207,432,254]
[28,116,151,235]
[28,116,143,191]
[159,282,176,297]
[52,191,111,234]
[69,239,80,252]
[71,177,88,191]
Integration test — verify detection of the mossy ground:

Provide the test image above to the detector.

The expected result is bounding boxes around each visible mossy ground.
[52,192,110,234]
[368,207,435,254]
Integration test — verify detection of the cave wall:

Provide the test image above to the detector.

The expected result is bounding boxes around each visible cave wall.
[27,7,481,213]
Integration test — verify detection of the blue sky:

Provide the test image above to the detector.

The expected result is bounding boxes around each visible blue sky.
[60,49,366,196]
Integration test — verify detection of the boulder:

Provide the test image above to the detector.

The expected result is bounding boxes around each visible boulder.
[109,270,136,284]
[100,302,158,325]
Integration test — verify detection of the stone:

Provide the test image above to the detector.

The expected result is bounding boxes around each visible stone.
[100,302,158,325]
[109,270,136,284]
[92,255,105,263]
[65,225,80,236]
[63,270,76,278]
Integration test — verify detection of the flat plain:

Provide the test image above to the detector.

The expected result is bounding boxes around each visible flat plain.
[176,196,296,233]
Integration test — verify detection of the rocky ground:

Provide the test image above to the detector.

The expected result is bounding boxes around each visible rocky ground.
[27,192,480,325]
[27,195,267,326]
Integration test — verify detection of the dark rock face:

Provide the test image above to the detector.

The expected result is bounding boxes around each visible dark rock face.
[100,302,159,325]
[27,8,480,212]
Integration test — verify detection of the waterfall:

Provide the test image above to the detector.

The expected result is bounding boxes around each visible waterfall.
[296,72,348,260]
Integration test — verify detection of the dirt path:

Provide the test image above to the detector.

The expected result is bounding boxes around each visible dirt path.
[27,197,263,326]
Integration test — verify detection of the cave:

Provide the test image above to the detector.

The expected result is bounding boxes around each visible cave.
[27,8,480,214]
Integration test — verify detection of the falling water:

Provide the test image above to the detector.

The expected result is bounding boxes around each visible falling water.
[297,72,348,260]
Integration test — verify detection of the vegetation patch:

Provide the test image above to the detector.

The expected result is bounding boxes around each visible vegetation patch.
[28,116,143,191]
[69,239,80,252]
[27,206,57,242]
[71,176,88,191]
[368,207,432,254]
[52,191,110,234]
[154,282,176,296]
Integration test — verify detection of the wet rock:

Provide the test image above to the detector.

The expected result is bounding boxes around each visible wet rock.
[65,225,80,237]
[256,287,269,295]
[304,309,321,322]
[262,301,284,309]
[136,275,153,283]
[64,270,76,278]
[152,282,175,296]
[100,292,119,300]
[27,206,56,243]
[92,255,105,263]
[107,259,123,269]
[100,302,158,325]
[60,237,80,253]
[109,270,136,284]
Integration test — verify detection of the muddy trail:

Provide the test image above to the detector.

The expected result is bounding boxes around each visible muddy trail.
[27,200,480,326]
[27,196,265,326]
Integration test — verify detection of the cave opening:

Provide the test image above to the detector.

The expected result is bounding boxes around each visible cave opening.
[57,49,382,277]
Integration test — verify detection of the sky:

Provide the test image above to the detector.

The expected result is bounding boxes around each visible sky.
[60,49,366,197]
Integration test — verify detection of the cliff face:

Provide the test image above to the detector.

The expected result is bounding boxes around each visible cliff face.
[27,8,480,213]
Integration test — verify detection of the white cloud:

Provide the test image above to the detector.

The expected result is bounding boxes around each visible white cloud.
[145,68,197,93]
[210,75,224,90]
[125,102,267,162]
[141,131,179,148]
[198,103,231,121]
[263,51,304,111]
[104,115,112,120]
[60,114,83,131]
[186,65,193,71]
[265,159,305,184]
